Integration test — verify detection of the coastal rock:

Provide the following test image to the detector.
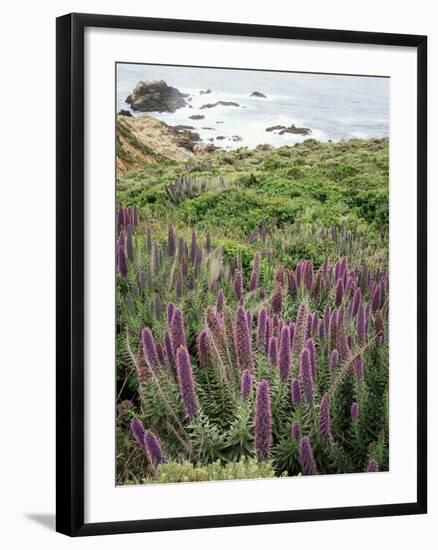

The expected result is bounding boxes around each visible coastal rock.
[201,127,216,130]
[169,125,201,151]
[118,109,133,117]
[216,136,226,140]
[251,91,266,98]
[200,101,240,109]
[266,123,311,136]
[189,115,205,120]
[200,89,212,95]
[125,80,187,113]
[231,135,243,142]
[193,143,218,154]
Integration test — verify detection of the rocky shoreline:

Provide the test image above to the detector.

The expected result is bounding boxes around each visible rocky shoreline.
[121,79,313,150]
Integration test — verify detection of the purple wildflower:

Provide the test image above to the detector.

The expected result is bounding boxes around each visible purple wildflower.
[130,418,146,449]
[329,349,339,374]
[234,271,244,302]
[171,308,187,354]
[117,245,128,277]
[254,379,272,460]
[189,229,197,264]
[240,369,253,400]
[300,348,314,404]
[352,288,361,317]
[164,332,174,371]
[235,305,254,371]
[335,278,345,307]
[278,326,291,380]
[167,302,175,329]
[367,459,379,472]
[354,354,364,380]
[357,303,367,345]
[288,269,297,295]
[167,224,176,256]
[176,346,198,418]
[291,421,300,440]
[197,329,209,368]
[303,261,313,292]
[299,436,317,475]
[268,336,278,367]
[126,224,133,261]
[270,283,283,315]
[256,307,268,348]
[371,283,382,315]
[117,207,124,233]
[216,289,224,314]
[336,310,350,361]
[144,431,163,465]
[292,302,308,357]
[291,378,302,405]
[142,328,159,366]
[249,251,260,292]
[351,402,360,418]
[306,339,317,380]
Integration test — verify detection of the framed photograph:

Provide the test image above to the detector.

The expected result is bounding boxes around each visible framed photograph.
[56,13,427,536]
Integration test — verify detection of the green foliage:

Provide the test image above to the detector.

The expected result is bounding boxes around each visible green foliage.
[142,458,277,484]
[116,137,390,485]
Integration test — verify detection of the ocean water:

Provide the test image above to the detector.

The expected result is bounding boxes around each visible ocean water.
[117,63,389,150]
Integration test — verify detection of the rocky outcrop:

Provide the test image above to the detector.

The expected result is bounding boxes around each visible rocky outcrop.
[116,114,195,174]
[189,115,205,120]
[251,91,266,98]
[200,101,240,109]
[118,109,132,116]
[200,89,212,95]
[266,124,311,136]
[125,80,187,113]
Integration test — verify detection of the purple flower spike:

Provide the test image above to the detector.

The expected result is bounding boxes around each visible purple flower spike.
[357,303,367,345]
[278,326,291,380]
[367,459,379,472]
[291,421,300,440]
[235,305,254,371]
[117,207,125,233]
[171,308,187,354]
[291,378,302,405]
[270,283,283,315]
[306,339,317,380]
[164,332,174,371]
[167,302,175,329]
[354,354,364,380]
[176,346,198,418]
[292,303,308,357]
[197,329,209,368]
[190,229,197,264]
[240,369,253,400]
[254,379,272,460]
[268,336,278,367]
[299,436,317,475]
[329,349,339,374]
[216,289,224,314]
[130,418,146,450]
[335,278,345,307]
[371,283,382,315]
[126,224,134,261]
[167,224,176,256]
[318,393,331,443]
[300,348,314,404]
[142,328,159,366]
[336,311,350,361]
[234,270,244,302]
[256,307,268,348]
[352,287,362,317]
[117,246,128,277]
[249,251,260,292]
[288,269,297,296]
[144,431,163,465]
[351,402,360,418]
[133,206,138,227]
[304,261,313,292]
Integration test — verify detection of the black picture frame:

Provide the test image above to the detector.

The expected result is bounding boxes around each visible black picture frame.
[56,12,427,537]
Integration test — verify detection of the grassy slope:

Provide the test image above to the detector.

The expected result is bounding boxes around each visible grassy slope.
[117,137,388,268]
